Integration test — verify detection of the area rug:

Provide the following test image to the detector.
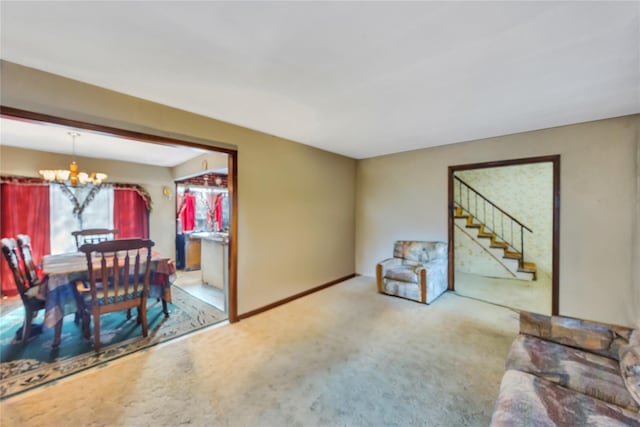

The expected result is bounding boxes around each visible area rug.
[0,286,226,399]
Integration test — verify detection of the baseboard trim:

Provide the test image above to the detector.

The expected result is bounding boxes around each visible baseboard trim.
[238,273,357,320]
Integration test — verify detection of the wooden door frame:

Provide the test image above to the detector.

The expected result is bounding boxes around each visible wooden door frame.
[0,106,239,322]
[447,155,560,315]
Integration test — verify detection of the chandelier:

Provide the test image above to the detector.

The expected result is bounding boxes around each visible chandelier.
[39,132,107,186]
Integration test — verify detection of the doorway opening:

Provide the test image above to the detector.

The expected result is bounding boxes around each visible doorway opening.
[447,156,560,315]
[0,106,239,322]
[174,171,230,314]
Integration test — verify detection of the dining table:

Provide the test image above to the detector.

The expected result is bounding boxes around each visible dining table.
[38,251,176,346]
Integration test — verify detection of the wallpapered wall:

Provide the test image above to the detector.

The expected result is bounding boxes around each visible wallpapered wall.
[454,226,515,279]
[455,163,553,277]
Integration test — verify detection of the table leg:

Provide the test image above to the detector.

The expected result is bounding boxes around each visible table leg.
[162,298,169,318]
[161,288,172,318]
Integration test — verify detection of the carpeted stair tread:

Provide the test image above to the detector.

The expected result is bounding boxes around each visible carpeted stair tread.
[454,207,467,218]
[454,201,537,279]
[503,250,522,259]
[518,262,537,272]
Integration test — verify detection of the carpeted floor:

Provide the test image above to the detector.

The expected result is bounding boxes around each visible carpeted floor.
[1,276,519,426]
[454,271,552,315]
[0,286,227,399]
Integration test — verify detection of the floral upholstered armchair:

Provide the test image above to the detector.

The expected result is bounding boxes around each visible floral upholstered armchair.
[376,241,448,304]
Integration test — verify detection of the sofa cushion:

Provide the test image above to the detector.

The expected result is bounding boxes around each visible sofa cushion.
[381,280,421,302]
[393,241,446,263]
[384,266,419,283]
[506,334,638,411]
[490,370,640,427]
[520,311,632,360]
[620,331,640,407]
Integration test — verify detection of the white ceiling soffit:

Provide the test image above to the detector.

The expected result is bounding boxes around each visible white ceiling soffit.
[0,117,209,167]
[1,2,638,159]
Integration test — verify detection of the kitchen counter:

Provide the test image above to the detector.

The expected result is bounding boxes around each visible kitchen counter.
[190,231,229,243]
[197,233,229,297]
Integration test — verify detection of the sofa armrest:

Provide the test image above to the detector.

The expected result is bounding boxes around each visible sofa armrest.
[520,311,634,360]
[376,258,402,292]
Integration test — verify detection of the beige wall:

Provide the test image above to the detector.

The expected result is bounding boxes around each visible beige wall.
[454,227,515,279]
[357,115,639,327]
[0,145,176,258]
[1,61,357,316]
[172,152,229,180]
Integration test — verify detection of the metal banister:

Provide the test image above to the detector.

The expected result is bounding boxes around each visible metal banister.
[454,175,533,269]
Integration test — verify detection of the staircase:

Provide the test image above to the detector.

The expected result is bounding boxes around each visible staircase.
[453,176,537,281]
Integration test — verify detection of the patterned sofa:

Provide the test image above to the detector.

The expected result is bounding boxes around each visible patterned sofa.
[376,240,448,304]
[491,311,640,426]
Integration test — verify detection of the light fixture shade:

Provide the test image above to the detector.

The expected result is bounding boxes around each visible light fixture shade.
[93,173,108,184]
[78,172,90,184]
[37,132,107,187]
[39,170,57,181]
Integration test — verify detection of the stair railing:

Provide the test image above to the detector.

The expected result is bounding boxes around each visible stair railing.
[453,176,533,268]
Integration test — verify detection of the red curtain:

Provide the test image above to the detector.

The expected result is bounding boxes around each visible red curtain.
[114,189,149,239]
[214,194,223,231]
[0,183,50,296]
[179,192,195,232]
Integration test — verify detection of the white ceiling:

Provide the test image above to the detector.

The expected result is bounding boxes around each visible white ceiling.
[1,2,638,159]
[0,117,208,167]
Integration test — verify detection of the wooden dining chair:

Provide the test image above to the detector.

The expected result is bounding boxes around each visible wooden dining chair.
[72,228,117,249]
[1,237,48,346]
[18,233,90,325]
[79,238,155,352]
[16,234,43,288]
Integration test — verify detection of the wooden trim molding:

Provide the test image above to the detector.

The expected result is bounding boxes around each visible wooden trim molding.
[551,157,561,316]
[0,106,237,155]
[375,264,383,293]
[447,167,455,292]
[0,106,241,321]
[227,151,239,323]
[420,269,427,304]
[447,155,561,315]
[238,274,357,320]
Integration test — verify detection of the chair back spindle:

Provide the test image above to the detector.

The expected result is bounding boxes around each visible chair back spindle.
[72,229,117,249]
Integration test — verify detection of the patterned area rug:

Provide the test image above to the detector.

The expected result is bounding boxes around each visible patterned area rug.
[0,286,226,399]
